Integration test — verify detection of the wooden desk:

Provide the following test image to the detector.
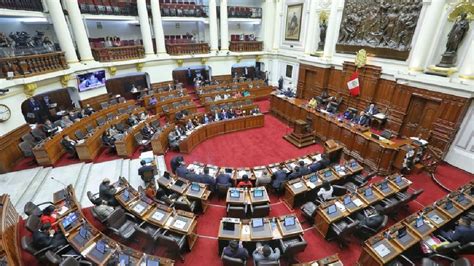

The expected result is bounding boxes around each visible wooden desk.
[115,115,159,157]
[283,179,309,209]
[179,115,264,153]
[293,254,343,266]
[151,123,175,155]
[249,187,270,205]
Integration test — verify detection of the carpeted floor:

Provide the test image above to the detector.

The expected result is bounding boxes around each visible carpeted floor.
[16,105,474,265]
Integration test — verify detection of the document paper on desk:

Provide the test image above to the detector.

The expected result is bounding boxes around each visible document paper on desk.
[430,214,444,225]
[374,243,391,257]
[293,182,303,189]
[152,211,165,221]
[242,225,250,236]
[254,170,263,178]
[353,198,363,207]
[173,220,186,230]
[133,204,145,214]
[238,170,248,178]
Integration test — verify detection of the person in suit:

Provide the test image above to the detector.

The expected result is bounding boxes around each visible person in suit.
[168,131,180,151]
[102,131,115,148]
[440,216,474,244]
[288,166,301,180]
[237,175,253,188]
[42,119,58,136]
[187,68,193,84]
[61,115,74,128]
[138,160,155,185]
[223,240,249,261]
[99,178,118,206]
[220,109,229,120]
[272,164,288,190]
[32,222,67,251]
[127,114,138,126]
[185,168,201,183]
[174,125,184,138]
[299,161,310,176]
[185,119,194,132]
[343,108,355,120]
[61,135,77,157]
[255,171,272,187]
[213,110,220,122]
[317,181,334,201]
[84,104,95,116]
[28,97,43,123]
[352,111,369,126]
[309,154,331,173]
[202,114,211,124]
[141,123,155,140]
[365,103,378,117]
[199,167,216,189]
[227,109,236,119]
[216,168,232,188]
[252,242,280,263]
[176,161,189,178]
[192,115,201,126]
[170,155,184,174]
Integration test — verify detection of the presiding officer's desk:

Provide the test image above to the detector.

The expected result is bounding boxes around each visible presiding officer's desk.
[217,215,303,255]
[270,94,418,175]
[178,114,264,153]
[358,183,473,266]
[32,100,136,165]
[114,178,200,249]
[52,186,174,266]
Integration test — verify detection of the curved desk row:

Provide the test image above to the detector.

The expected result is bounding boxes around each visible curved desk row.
[113,178,200,250]
[198,79,265,93]
[115,115,160,157]
[179,114,264,153]
[32,100,137,166]
[270,94,418,175]
[52,186,174,266]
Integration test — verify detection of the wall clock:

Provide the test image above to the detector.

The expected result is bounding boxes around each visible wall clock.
[0,104,11,122]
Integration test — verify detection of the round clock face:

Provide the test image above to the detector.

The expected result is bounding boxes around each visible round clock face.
[0,104,11,122]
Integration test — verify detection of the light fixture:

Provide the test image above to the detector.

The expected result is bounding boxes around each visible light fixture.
[21,17,49,24]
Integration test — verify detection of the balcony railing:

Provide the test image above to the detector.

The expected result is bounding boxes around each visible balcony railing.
[227,6,262,18]
[91,45,145,62]
[78,0,138,16]
[0,0,43,12]
[165,42,209,55]
[229,41,263,52]
[0,52,68,79]
[160,3,208,17]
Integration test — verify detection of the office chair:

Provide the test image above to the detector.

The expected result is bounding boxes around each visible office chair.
[45,250,92,266]
[31,127,47,140]
[21,133,38,145]
[134,132,151,150]
[19,141,34,158]
[24,201,53,217]
[158,231,187,262]
[105,208,140,242]
[118,108,127,115]
[21,236,55,262]
[96,117,106,126]
[100,102,109,109]
[373,197,400,218]
[227,204,247,219]
[279,235,307,264]
[250,203,270,218]
[109,98,118,105]
[25,214,42,232]
[422,257,472,266]
[174,199,197,213]
[106,113,115,121]
[355,214,388,240]
[216,183,230,200]
[300,201,318,224]
[118,97,126,103]
[222,254,246,266]
[257,260,280,266]
[329,217,359,248]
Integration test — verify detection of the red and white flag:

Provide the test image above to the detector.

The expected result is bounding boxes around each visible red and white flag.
[347,71,360,96]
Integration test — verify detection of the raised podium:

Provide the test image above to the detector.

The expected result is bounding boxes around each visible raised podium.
[283,119,315,148]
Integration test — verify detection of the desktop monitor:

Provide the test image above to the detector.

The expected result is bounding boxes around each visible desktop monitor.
[343,195,352,205]
[119,254,130,266]
[252,218,264,228]
[351,161,357,168]
[397,227,407,238]
[174,180,184,187]
[324,170,332,178]
[444,200,453,210]
[284,216,296,226]
[334,165,342,172]
[163,172,170,179]
[123,189,130,200]
[327,205,337,215]
[96,240,106,254]
[309,175,317,182]
[415,217,424,228]
[223,221,235,231]
[380,181,388,191]
[230,190,240,198]
[62,212,78,229]
[191,183,200,192]
[253,189,263,197]
[146,258,160,266]
[79,226,88,239]
[457,193,465,202]
[365,188,373,197]
[470,187,474,196]
[395,175,402,184]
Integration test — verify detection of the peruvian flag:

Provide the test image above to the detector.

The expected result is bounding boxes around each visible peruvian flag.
[347,71,360,96]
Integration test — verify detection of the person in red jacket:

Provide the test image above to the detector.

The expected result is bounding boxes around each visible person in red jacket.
[40,205,58,232]
[237,175,253,189]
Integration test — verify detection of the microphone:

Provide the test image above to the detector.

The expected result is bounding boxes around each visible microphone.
[50,176,70,203]
[51,176,68,188]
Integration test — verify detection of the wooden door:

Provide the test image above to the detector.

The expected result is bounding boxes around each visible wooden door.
[401,96,440,139]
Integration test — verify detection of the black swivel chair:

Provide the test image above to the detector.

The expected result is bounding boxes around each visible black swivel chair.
[216,183,230,200]
[279,235,307,264]
[222,254,246,266]
[300,201,319,224]
[25,214,42,232]
[74,130,85,140]
[422,257,472,266]
[24,201,53,217]
[330,217,359,248]
[105,208,140,242]
[227,204,247,219]
[158,230,187,262]
[257,260,280,266]
[250,203,270,218]
[134,132,151,150]
[19,141,35,159]
[174,199,197,213]
[355,213,388,241]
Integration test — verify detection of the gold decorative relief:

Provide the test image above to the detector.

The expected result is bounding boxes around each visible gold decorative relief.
[24,83,37,96]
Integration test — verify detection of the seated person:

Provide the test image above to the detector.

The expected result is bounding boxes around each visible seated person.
[127,114,139,126]
[356,207,385,230]
[227,109,236,119]
[309,154,331,173]
[61,115,74,128]
[173,125,185,138]
[176,161,189,178]
[61,135,77,157]
[84,104,95,116]
[141,123,155,140]
[144,182,157,199]
[199,167,216,189]
[92,200,115,221]
[214,94,222,101]
[288,166,301,180]
[32,223,67,251]
[440,216,474,244]
[220,109,229,120]
[352,111,370,126]
[272,163,288,190]
[255,170,272,187]
[42,119,58,136]
[216,168,232,188]
[149,96,158,106]
[251,107,261,115]
[168,131,180,150]
[223,240,249,261]
[138,160,155,185]
[185,119,194,131]
[365,103,378,117]
[212,110,220,122]
[308,97,317,109]
[237,175,253,188]
[108,125,120,136]
[170,155,184,174]
[252,242,280,263]
[102,131,116,148]
[316,90,330,105]
[40,205,58,232]
[139,112,148,121]
[99,178,118,206]
[317,181,334,201]
[298,161,310,176]
[192,115,201,126]
[343,108,356,120]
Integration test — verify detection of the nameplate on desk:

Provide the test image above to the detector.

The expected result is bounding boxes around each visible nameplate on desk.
[57,206,69,216]
[306,182,316,189]
[242,225,250,236]
[293,182,303,189]
[374,243,390,257]
[173,220,186,229]
[133,204,145,214]
[314,154,322,161]
[152,211,165,221]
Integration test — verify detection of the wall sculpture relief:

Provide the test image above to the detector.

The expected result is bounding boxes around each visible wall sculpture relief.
[336,0,422,60]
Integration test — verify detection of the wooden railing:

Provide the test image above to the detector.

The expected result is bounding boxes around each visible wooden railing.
[166,42,210,55]
[0,52,68,79]
[0,0,43,11]
[0,195,21,266]
[229,41,263,52]
[91,45,145,62]
[78,0,138,16]
[160,3,208,17]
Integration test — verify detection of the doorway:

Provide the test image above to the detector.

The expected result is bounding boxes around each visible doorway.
[400,95,440,139]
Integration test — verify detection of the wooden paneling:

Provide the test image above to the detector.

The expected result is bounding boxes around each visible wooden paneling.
[296,62,471,158]
[0,124,30,174]
[0,195,21,266]
[106,73,149,100]
[79,93,112,110]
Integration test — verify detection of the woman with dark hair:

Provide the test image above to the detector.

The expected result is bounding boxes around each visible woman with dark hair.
[317,180,334,201]
[237,175,253,188]
[40,205,58,232]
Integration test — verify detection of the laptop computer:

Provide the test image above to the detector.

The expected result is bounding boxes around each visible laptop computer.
[223,221,235,231]
[146,258,160,266]
[284,216,296,226]
[365,188,373,197]
[252,218,264,228]
[96,240,106,254]
[191,183,200,192]
[397,227,407,239]
[327,205,337,215]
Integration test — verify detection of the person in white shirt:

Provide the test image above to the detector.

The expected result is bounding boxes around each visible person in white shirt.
[317,181,334,201]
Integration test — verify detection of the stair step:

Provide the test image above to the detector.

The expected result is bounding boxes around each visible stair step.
[15,167,52,213]
[74,163,93,205]
[0,167,42,207]
[80,160,119,208]
[128,159,143,189]
[121,159,131,182]
[155,155,167,177]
